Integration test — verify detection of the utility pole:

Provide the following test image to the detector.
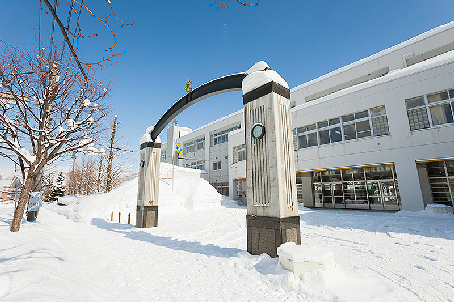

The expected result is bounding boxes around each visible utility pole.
[172,139,176,192]
[105,115,118,193]
[171,120,178,192]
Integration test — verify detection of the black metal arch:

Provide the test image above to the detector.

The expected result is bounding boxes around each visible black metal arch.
[150,72,247,141]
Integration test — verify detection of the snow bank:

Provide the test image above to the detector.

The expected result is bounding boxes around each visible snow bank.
[48,163,225,224]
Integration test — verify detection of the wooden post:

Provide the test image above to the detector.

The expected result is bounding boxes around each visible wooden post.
[111,211,113,221]
[128,213,131,224]
[119,212,121,223]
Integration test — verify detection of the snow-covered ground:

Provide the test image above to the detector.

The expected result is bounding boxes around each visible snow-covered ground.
[1,169,454,301]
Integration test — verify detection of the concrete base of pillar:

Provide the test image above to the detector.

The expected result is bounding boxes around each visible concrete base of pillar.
[247,215,301,257]
[136,206,158,228]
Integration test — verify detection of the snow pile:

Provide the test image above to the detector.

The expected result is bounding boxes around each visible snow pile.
[242,61,289,95]
[277,242,333,262]
[426,203,453,214]
[163,176,224,210]
[48,178,139,223]
[160,162,207,177]
[48,163,224,223]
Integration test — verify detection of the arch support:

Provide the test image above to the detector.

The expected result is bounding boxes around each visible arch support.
[136,142,161,228]
[243,80,300,257]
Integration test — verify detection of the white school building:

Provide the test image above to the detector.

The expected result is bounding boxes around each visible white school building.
[160,22,454,212]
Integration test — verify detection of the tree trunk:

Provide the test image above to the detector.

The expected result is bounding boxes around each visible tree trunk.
[10,175,36,232]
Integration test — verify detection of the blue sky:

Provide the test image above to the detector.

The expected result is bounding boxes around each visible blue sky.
[1,0,453,168]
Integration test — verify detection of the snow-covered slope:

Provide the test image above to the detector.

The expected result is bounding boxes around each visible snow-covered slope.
[1,167,454,301]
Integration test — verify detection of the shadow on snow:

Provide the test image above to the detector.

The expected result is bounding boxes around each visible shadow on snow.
[91,218,245,258]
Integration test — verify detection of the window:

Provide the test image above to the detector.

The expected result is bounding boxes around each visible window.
[186,160,205,170]
[184,141,195,154]
[233,144,246,163]
[211,124,240,146]
[406,89,454,131]
[161,151,166,161]
[183,137,205,155]
[371,106,390,136]
[213,161,221,171]
[312,164,400,210]
[293,105,390,150]
[196,137,205,150]
[342,110,371,141]
[406,96,430,130]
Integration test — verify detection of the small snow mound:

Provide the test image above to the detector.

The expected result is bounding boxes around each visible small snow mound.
[242,62,288,95]
[245,61,270,74]
[139,126,161,144]
[426,203,453,214]
[277,242,333,262]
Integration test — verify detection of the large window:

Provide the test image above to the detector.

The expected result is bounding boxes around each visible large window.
[312,164,401,210]
[211,124,240,146]
[233,144,246,163]
[161,151,166,161]
[406,89,454,131]
[294,105,389,150]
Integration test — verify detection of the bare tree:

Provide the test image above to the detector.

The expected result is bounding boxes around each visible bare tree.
[0,42,109,232]
[66,155,97,195]
[104,115,132,193]
[211,0,259,9]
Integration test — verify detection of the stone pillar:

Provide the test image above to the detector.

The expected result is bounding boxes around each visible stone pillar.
[136,142,161,228]
[243,71,301,257]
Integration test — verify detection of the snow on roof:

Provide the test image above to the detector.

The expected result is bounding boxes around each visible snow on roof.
[291,21,454,93]
[189,108,244,134]
[292,49,454,112]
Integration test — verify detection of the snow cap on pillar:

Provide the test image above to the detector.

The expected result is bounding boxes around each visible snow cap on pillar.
[139,126,161,145]
[242,61,289,95]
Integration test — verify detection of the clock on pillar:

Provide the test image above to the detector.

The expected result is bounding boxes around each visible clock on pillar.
[251,123,265,139]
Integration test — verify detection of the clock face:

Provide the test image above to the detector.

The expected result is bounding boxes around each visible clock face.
[251,123,265,139]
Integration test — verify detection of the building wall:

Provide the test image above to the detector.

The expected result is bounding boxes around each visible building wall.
[158,22,454,211]
[228,129,247,202]
[291,53,454,210]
